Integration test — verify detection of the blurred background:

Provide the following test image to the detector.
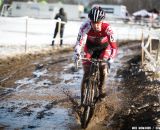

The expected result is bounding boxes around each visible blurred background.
[1,0,160,22]
[0,0,160,57]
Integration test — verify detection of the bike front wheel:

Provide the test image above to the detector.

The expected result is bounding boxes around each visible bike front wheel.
[81,79,95,128]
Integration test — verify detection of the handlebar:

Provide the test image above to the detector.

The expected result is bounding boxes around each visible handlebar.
[80,58,108,63]
[74,58,109,70]
[77,58,109,64]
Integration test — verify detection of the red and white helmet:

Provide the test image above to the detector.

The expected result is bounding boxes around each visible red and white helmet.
[88,6,105,22]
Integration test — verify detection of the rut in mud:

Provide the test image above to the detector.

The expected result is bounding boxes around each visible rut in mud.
[0,42,159,130]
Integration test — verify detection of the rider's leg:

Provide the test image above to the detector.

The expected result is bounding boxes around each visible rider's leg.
[98,64,107,98]
[98,47,111,99]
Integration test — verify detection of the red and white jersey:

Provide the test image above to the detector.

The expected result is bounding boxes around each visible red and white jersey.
[75,20,117,58]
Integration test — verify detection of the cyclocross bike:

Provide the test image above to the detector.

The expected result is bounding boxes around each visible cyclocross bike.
[75,58,109,129]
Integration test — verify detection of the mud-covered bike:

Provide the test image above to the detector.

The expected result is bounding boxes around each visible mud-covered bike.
[75,58,109,129]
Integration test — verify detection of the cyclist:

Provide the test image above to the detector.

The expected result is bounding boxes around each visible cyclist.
[74,6,118,102]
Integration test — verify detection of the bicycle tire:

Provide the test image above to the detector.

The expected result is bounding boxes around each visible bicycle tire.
[81,105,95,128]
[80,60,101,128]
[81,80,95,128]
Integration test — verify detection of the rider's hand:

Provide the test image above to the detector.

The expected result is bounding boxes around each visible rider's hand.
[74,44,81,54]
[74,53,81,61]
[74,44,81,61]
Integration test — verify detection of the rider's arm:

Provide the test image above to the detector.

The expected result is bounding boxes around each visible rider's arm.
[74,21,91,58]
[105,25,117,59]
[75,21,91,47]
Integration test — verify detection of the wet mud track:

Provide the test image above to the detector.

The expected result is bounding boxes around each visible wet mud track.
[0,43,160,130]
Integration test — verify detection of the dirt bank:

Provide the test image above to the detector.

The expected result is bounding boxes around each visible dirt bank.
[105,56,160,130]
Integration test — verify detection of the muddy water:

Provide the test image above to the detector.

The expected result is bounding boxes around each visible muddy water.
[0,54,79,130]
[0,42,159,130]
